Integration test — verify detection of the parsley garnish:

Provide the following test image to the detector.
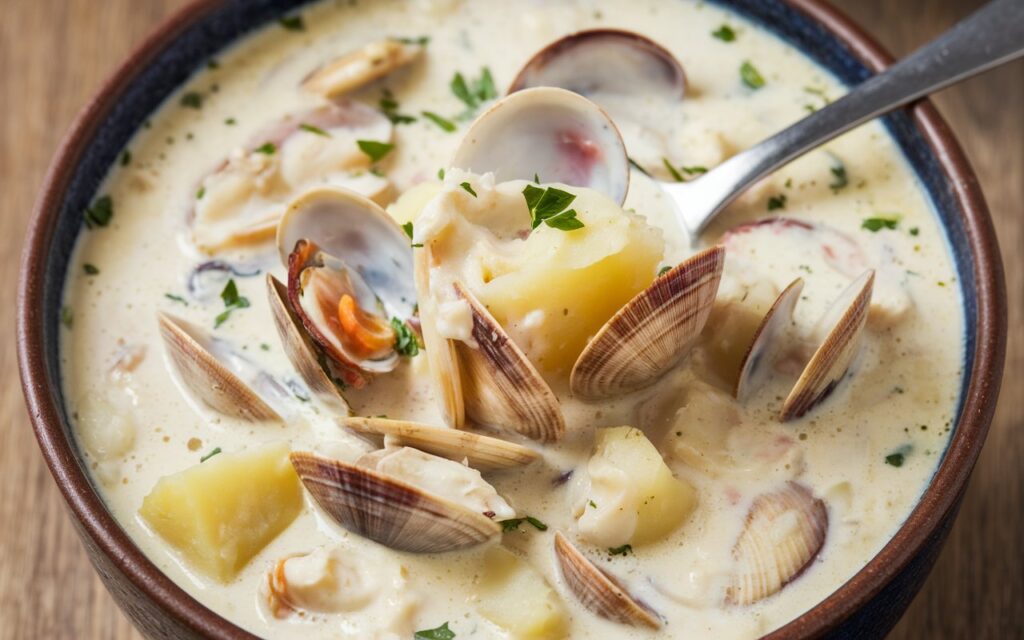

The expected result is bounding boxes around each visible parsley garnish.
[628,157,651,177]
[299,123,331,137]
[522,185,584,231]
[422,111,457,132]
[830,164,849,192]
[120,150,131,166]
[450,67,498,116]
[180,91,203,109]
[357,140,394,163]
[84,195,114,229]
[662,157,685,182]
[83,263,100,275]
[60,306,73,329]
[393,35,430,46]
[391,318,420,357]
[608,544,633,556]
[254,142,276,155]
[662,158,707,182]
[279,15,305,31]
[200,447,222,463]
[909,226,920,236]
[885,452,905,467]
[767,194,787,211]
[225,117,237,126]
[379,89,417,124]
[214,279,250,328]
[499,516,549,532]
[414,622,455,640]
[862,216,899,232]
[589,500,597,508]
[164,293,188,305]
[196,186,206,200]
[437,168,445,180]
[712,25,736,41]
[459,182,477,197]
[260,343,270,351]
[658,265,672,277]
[740,61,765,89]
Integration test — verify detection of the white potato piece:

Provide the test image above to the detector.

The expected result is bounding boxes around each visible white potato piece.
[477,546,568,639]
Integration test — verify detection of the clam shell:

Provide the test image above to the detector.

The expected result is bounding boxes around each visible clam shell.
[553,532,661,629]
[290,451,499,552]
[725,482,828,605]
[571,245,725,400]
[414,245,466,429]
[735,278,804,402]
[451,87,630,205]
[453,282,565,443]
[342,417,538,471]
[302,39,424,99]
[266,274,351,413]
[157,312,282,422]
[780,270,874,421]
[509,29,685,101]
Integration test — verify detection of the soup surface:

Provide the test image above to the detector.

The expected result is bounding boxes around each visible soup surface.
[61,0,965,638]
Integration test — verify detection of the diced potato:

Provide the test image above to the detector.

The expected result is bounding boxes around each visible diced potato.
[579,427,697,547]
[387,181,443,226]
[478,546,568,639]
[139,442,303,581]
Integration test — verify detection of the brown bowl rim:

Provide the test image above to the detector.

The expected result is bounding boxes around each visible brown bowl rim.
[16,0,1007,638]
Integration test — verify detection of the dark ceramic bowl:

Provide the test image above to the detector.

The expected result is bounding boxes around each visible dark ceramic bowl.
[17,0,1007,638]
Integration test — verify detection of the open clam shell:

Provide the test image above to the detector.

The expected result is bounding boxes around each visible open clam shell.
[302,39,425,99]
[290,451,500,553]
[553,532,661,629]
[158,312,283,422]
[453,282,565,443]
[725,482,828,606]
[414,245,466,429]
[780,270,874,421]
[451,87,630,205]
[735,278,804,402]
[342,417,538,472]
[571,245,725,400]
[509,29,685,101]
[266,274,351,413]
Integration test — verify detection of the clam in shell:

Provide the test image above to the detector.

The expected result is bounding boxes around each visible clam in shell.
[302,39,425,99]
[342,416,538,472]
[451,87,630,205]
[157,312,283,422]
[553,532,661,629]
[571,245,725,400]
[780,270,874,421]
[735,278,804,403]
[414,244,466,429]
[290,451,501,553]
[725,482,828,605]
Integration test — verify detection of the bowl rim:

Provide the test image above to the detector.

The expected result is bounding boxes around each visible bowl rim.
[16,0,1007,638]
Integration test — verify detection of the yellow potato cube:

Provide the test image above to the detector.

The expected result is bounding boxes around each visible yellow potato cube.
[478,546,568,639]
[139,442,302,581]
[579,427,697,547]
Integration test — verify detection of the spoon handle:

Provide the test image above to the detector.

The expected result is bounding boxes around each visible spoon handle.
[676,0,1024,236]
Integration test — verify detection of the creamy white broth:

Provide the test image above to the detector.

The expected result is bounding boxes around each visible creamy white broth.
[61,0,964,638]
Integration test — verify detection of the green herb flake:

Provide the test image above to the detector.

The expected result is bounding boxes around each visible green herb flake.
[120,150,132,166]
[164,293,188,305]
[740,61,765,89]
[767,194,787,211]
[608,544,633,556]
[909,227,920,236]
[214,279,250,328]
[861,216,899,232]
[299,123,331,137]
[589,500,597,508]
[683,165,708,176]
[402,221,415,240]
[498,516,548,532]
[830,165,849,192]
[450,72,475,110]
[260,343,270,351]
[393,35,430,46]
[392,317,421,357]
[60,306,73,329]
[180,91,203,109]
[225,117,237,126]
[254,142,276,155]
[449,67,498,115]
[83,263,100,275]
[196,186,206,200]
[712,25,736,42]
[84,195,114,229]
[628,157,651,177]
[885,452,905,467]
[278,15,305,31]
[357,140,394,163]
[473,67,497,102]
[658,265,672,277]
[522,185,584,231]
[421,111,457,132]
[207,59,220,70]
[459,182,477,197]
[662,157,685,182]
[200,447,222,463]
[437,168,445,180]
[414,622,456,640]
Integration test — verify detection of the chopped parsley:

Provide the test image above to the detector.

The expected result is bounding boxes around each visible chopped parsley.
[829,164,849,192]
[885,452,905,467]
[628,157,652,177]
[391,318,421,357]
[402,221,415,240]
[254,142,276,155]
[767,194,787,211]
[357,139,394,163]
[260,343,270,351]
[909,226,920,236]
[658,265,672,277]
[200,447,222,463]
[522,184,584,231]
[196,186,206,200]
[120,150,132,166]
[499,516,549,532]
[712,25,736,42]
[83,263,100,275]
[662,157,685,182]
[740,61,765,89]
[180,91,203,109]
[437,168,445,180]
[862,216,899,232]
[414,622,456,640]
[278,14,305,31]
[299,123,331,137]
[589,500,597,508]
[164,293,188,305]
[224,117,237,126]
[84,195,114,229]
[421,111,457,132]
[450,67,497,115]
[608,544,633,556]
[459,182,477,197]
[379,89,417,124]
[662,158,706,181]
[393,35,430,46]
[60,306,73,329]
[214,279,250,328]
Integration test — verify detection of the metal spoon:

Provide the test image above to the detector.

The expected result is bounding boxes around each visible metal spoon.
[670,0,1024,240]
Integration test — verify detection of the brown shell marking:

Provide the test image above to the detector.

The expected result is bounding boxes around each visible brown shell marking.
[342,417,538,472]
[570,245,725,400]
[290,451,499,553]
[553,532,661,629]
[302,39,424,99]
[734,278,805,402]
[725,482,829,606]
[453,282,566,443]
[780,270,874,421]
[157,312,282,422]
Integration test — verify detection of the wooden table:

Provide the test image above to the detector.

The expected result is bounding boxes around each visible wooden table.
[1,1,1020,637]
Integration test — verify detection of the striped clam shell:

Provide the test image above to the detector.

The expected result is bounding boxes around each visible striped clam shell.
[734,278,804,403]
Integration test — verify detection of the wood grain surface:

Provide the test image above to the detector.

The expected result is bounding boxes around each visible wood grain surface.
[1,1,1020,638]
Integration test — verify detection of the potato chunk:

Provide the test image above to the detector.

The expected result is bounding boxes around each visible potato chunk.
[478,546,568,639]
[139,442,302,581]
[578,427,697,547]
